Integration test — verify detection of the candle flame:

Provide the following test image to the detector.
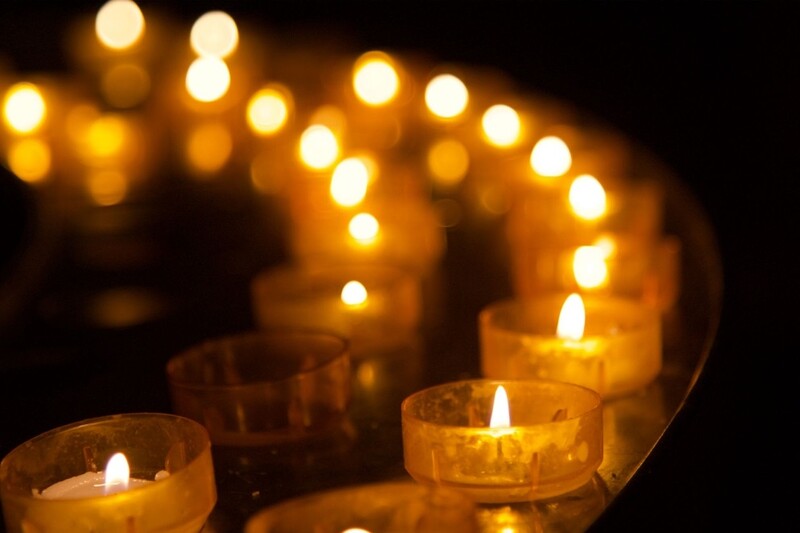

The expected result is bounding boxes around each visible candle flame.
[341,280,368,306]
[529,135,571,178]
[348,212,379,243]
[330,157,370,206]
[353,51,400,107]
[569,174,607,220]
[489,385,511,429]
[573,245,609,289]
[481,104,521,148]
[425,73,468,119]
[557,293,585,341]
[3,82,46,134]
[103,452,130,495]
[95,0,145,51]
[190,11,239,59]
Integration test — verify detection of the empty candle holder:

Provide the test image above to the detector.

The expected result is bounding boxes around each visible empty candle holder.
[166,329,351,446]
[401,379,603,503]
[0,413,216,533]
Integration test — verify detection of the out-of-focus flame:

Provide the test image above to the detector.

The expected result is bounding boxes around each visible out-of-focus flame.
[573,245,609,289]
[3,82,46,134]
[556,293,585,341]
[190,11,238,58]
[569,174,607,220]
[330,157,370,206]
[95,0,145,50]
[299,124,340,170]
[185,56,231,103]
[247,85,292,136]
[349,213,379,243]
[341,281,368,307]
[529,135,571,178]
[481,104,521,148]
[425,74,468,119]
[427,137,469,189]
[353,51,400,107]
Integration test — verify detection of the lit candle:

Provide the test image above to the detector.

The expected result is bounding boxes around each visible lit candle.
[0,413,216,533]
[250,263,422,349]
[38,452,163,499]
[402,379,603,503]
[479,292,662,398]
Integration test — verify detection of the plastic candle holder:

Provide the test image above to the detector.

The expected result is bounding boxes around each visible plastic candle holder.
[166,330,351,446]
[244,480,478,532]
[479,293,661,398]
[250,263,422,347]
[401,379,603,503]
[0,413,216,533]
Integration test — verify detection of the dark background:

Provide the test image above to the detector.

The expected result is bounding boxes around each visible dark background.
[1,2,794,531]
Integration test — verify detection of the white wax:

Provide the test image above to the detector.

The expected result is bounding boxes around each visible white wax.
[37,471,160,500]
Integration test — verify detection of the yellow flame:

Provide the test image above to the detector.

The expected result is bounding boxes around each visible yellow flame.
[529,135,571,177]
[246,85,292,135]
[330,157,370,206]
[353,51,400,106]
[425,73,468,119]
[3,82,46,134]
[593,234,617,258]
[481,104,521,147]
[7,138,51,183]
[86,114,128,159]
[569,174,607,220]
[341,281,368,306]
[299,124,340,170]
[427,137,469,188]
[556,293,585,341]
[104,452,130,495]
[95,0,145,50]
[573,246,609,289]
[349,213,379,243]
[190,11,239,58]
[185,56,231,102]
[489,385,511,429]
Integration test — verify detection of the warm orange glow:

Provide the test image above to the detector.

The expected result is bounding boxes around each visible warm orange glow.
[529,135,571,177]
[573,246,609,289]
[101,63,151,108]
[348,213,380,243]
[425,73,468,119]
[7,139,51,183]
[3,82,46,134]
[489,385,511,429]
[95,0,145,50]
[190,11,239,58]
[481,104,521,147]
[185,56,231,102]
[250,152,287,195]
[569,174,607,220]
[104,453,131,495]
[186,121,232,175]
[341,529,371,533]
[427,137,469,188]
[86,115,128,159]
[556,293,585,341]
[299,124,340,170]
[352,51,400,106]
[246,85,292,135]
[87,169,128,206]
[341,281,368,307]
[330,157,370,206]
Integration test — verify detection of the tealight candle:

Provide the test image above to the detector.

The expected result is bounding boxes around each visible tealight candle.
[402,379,603,503]
[0,413,216,532]
[250,262,422,349]
[479,292,662,398]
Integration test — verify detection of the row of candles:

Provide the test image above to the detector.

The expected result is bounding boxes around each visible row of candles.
[0,1,680,531]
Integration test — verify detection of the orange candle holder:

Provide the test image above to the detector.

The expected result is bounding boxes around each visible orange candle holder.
[401,379,603,503]
[0,413,216,533]
[250,262,422,348]
[479,293,662,398]
[166,330,351,446]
